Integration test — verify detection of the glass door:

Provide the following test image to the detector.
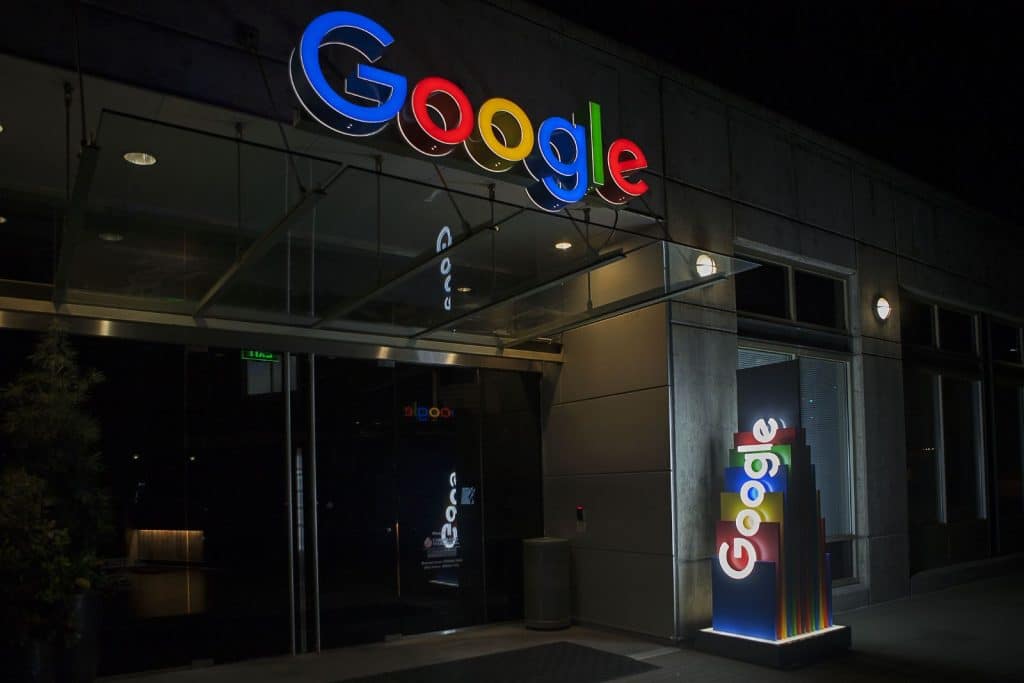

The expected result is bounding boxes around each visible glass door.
[313,358,401,647]
[312,359,485,647]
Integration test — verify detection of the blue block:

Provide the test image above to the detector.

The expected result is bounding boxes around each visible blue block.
[712,560,778,641]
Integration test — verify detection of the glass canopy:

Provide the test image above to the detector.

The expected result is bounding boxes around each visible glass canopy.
[54,110,756,349]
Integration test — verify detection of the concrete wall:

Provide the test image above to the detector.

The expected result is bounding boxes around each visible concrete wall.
[541,304,675,639]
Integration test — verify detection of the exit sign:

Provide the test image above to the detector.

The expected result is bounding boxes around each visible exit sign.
[241,349,281,363]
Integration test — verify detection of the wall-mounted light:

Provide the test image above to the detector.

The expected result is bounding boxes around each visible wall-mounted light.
[123,151,156,166]
[0,216,7,224]
[695,253,718,278]
[874,296,892,321]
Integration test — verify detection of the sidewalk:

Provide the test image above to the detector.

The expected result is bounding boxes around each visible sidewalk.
[106,570,1022,683]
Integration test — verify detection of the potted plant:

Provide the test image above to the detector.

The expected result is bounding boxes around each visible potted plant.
[2,323,109,682]
[0,467,73,683]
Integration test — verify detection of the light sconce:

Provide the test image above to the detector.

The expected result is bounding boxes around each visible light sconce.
[695,253,718,278]
[874,296,892,321]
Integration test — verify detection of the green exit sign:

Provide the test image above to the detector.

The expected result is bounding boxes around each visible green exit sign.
[241,349,281,363]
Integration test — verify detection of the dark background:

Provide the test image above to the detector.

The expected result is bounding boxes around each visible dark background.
[530,0,1024,225]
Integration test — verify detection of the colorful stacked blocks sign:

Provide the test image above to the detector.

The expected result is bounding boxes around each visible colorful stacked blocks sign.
[712,417,833,641]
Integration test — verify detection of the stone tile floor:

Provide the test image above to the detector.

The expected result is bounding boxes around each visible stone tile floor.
[106,570,1022,683]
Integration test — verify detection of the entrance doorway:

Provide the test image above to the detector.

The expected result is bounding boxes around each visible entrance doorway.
[302,358,543,650]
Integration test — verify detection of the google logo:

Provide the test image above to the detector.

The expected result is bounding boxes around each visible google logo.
[289,11,650,212]
[403,402,455,422]
[718,418,783,580]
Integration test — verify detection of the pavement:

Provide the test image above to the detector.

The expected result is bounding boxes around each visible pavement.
[103,570,1023,683]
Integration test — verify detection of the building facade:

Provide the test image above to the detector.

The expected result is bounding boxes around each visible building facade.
[0,0,1020,674]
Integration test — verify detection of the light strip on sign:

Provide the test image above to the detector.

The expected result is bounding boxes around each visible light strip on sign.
[290,10,649,212]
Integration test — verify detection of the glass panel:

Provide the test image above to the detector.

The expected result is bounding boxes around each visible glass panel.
[994,385,1023,518]
[794,270,845,329]
[991,322,1021,363]
[904,369,941,525]
[735,259,789,319]
[735,347,855,576]
[799,357,853,536]
[0,194,57,286]
[0,330,289,675]
[938,308,975,354]
[941,376,983,522]
[314,360,541,645]
[901,298,934,347]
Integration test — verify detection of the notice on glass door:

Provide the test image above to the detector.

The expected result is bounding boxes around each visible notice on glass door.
[421,470,462,585]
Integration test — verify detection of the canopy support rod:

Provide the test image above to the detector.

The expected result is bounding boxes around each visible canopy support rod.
[54,143,100,306]
[194,165,346,317]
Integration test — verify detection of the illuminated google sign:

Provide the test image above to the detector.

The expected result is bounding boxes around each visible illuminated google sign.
[289,11,650,212]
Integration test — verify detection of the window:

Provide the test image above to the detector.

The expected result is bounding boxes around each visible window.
[737,346,855,581]
[735,260,789,319]
[938,308,975,354]
[735,257,847,331]
[904,370,941,526]
[994,384,1024,554]
[990,322,1021,364]
[941,376,984,522]
[901,298,935,347]
[794,270,845,329]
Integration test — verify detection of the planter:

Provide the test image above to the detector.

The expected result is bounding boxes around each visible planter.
[58,591,101,683]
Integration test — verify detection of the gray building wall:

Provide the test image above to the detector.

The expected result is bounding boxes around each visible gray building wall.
[1,0,1020,643]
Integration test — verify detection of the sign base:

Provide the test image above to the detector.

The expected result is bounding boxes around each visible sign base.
[695,625,851,669]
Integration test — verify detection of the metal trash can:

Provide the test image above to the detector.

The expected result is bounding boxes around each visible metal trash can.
[523,537,571,629]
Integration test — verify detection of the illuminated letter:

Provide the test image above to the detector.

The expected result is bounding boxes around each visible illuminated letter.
[525,116,589,212]
[289,11,408,137]
[464,98,535,172]
[449,472,457,487]
[588,102,605,187]
[397,76,474,157]
[595,139,649,205]
[718,538,757,580]
[744,451,781,479]
[441,523,458,548]
[752,417,780,443]
[740,480,766,507]
[735,508,761,537]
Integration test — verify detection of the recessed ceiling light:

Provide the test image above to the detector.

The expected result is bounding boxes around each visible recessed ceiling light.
[456,286,472,294]
[98,232,124,242]
[554,241,572,251]
[123,151,156,166]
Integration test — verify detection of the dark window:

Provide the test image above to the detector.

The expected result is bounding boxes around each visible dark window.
[994,384,1023,535]
[991,322,1021,363]
[938,308,975,354]
[735,260,789,319]
[901,299,935,347]
[794,270,845,329]
[942,376,982,522]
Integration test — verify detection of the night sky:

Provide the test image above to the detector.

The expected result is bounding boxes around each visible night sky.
[531,1,1024,226]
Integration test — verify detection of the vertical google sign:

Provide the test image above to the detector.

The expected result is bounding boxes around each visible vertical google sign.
[710,417,835,642]
[289,11,649,212]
